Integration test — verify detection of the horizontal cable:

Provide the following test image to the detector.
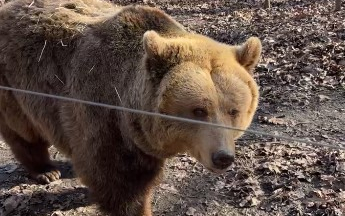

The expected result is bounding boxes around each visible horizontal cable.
[0,85,344,151]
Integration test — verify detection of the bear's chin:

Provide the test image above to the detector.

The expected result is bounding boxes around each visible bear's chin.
[204,166,230,175]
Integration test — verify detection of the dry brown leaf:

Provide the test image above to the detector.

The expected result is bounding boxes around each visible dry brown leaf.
[214,181,225,191]
[268,117,287,125]
[186,207,197,216]
[310,190,324,198]
[160,184,178,194]
[336,161,345,172]
[318,94,331,102]
[338,191,345,201]
[250,197,260,206]
[320,175,336,182]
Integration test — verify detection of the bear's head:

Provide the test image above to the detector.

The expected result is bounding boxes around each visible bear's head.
[138,30,261,173]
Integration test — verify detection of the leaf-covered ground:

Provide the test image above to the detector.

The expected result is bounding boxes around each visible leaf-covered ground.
[1,0,344,215]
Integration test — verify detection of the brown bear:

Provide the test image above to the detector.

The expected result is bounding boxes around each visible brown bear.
[0,0,262,215]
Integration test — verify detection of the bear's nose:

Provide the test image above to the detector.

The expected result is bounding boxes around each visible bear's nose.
[212,150,234,170]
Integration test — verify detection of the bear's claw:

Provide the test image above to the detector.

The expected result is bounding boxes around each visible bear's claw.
[32,169,61,184]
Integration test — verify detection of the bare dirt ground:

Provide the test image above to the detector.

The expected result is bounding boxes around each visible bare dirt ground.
[1,0,345,215]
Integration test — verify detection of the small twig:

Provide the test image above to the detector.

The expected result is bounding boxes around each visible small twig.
[60,40,67,47]
[28,0,34,7]
[38,40,47,62]
[113,85,123,105]
[88,65,95,74]
[54,74,64,84]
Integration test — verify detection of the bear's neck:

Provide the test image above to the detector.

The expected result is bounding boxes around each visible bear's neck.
[78,5,187,160]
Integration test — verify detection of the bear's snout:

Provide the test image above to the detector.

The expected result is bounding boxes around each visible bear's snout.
[211,150,235,170]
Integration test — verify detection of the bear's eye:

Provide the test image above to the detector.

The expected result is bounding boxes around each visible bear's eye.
[228,109,239,117]
[192,108,208,118]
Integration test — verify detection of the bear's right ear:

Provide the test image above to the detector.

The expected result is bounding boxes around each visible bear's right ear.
[143,30,168,59]
[235,37,262,75]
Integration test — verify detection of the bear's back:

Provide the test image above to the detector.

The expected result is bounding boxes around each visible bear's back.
[0,0,120,42]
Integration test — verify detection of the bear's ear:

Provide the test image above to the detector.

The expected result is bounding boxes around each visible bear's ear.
[235,37,262,74]
[143,30,168,58]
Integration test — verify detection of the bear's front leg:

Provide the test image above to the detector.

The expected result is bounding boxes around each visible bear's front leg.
[89,181,154,216]
[70,139,163,216]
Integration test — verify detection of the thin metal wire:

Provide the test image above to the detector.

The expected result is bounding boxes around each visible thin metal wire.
[0,85,344,151]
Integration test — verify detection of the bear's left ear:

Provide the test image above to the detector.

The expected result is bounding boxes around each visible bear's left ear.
[143,30,168,59]
[235,37,262,74]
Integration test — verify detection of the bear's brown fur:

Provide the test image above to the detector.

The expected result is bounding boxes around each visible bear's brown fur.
[0,0,262,215]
